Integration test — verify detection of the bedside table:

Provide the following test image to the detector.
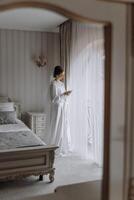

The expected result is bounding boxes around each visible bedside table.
[25,112,47,139]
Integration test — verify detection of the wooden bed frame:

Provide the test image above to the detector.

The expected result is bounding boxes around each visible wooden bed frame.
[0,97,58,182]
[0,145,58,182]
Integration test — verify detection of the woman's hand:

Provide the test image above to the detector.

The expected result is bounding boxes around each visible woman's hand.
[63,90,72,96]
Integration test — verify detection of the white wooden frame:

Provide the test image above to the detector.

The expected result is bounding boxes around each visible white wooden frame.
[0,145,58,182]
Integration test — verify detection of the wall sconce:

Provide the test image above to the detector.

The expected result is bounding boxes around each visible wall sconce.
[34,56,47,68]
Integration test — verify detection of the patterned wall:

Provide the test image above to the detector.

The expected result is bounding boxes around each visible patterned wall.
[0,29,60,112]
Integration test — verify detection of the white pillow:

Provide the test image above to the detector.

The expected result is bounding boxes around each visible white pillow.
[0,102,14,111]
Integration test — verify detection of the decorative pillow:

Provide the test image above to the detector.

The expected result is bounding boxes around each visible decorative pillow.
[0,111,17,124]
[0,102,14,112]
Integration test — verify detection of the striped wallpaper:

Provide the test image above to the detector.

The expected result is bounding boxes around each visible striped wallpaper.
[0,29,60,112]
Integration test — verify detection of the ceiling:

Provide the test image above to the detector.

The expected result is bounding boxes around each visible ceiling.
[0,8,68,32]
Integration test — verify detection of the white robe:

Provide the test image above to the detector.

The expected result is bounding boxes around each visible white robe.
[49,80,71,155]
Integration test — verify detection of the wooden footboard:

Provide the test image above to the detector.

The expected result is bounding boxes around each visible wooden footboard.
[0,145,58,182]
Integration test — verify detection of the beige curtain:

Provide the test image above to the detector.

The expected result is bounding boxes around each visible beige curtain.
[60,20,72,90]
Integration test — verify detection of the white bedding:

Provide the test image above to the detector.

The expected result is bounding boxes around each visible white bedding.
[0,120,46,150]
[0,119,29,132]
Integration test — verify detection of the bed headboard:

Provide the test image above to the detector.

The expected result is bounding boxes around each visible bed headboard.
[14,102,21,119]
[0,96,11,102]
[0,96,21,119]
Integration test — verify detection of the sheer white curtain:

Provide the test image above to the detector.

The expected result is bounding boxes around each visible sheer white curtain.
[66,22,104,166]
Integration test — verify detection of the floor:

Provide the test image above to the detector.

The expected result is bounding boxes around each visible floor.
[25,181,101,200]
[0,156,102,200]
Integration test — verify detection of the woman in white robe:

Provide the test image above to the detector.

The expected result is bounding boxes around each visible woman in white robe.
[49,66,72,155]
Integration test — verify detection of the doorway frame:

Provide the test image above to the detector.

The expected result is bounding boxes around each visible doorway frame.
[99,0,133,4]
[0,2,112,200]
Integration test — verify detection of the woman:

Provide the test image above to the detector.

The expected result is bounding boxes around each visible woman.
[49,66,72,155]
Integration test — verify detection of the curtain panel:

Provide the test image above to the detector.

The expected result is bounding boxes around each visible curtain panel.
[60,20,72,90]
[60,20,104,166]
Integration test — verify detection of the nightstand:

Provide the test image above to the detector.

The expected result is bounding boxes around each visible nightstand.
[25,112,47,140]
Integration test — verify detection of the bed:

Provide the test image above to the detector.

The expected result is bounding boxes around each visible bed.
[0,100,58,182]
